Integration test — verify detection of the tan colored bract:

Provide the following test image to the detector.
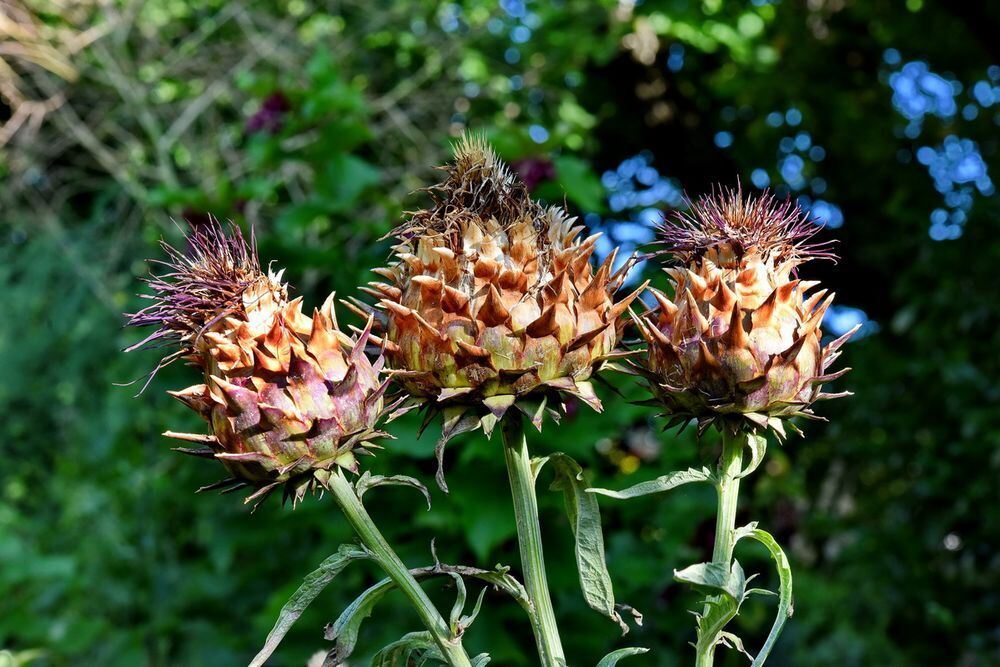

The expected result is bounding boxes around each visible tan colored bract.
[634,188,858,436]
[349,135,643,484]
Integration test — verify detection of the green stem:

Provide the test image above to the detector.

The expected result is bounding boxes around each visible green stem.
[695,429,744,667]
[326,468,473,667]
[501,415,567,667]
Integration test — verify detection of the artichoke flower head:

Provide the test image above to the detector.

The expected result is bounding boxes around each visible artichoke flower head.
[635,188,858,437]
[127,220,390,507]
[351,135,644,486]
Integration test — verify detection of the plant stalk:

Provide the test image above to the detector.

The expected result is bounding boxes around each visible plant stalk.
[326,468,473,667]
[695,429,745,667]
[501,415,567,667]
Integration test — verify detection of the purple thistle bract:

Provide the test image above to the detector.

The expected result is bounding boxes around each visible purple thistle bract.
[127,219,391,508]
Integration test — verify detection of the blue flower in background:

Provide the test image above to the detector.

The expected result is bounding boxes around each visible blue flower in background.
[885,52,998,239]
[823,305,879,341]
[589,154,685,284]
[916,136,993,240]
[799,196,844,229]
[888,60,959,133]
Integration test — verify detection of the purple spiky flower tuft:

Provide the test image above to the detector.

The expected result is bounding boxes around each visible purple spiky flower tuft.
[125,217,276,363]
[656,186,837,266]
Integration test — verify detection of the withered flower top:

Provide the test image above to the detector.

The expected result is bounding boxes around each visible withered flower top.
[126,220,282,367]
[350,135,643,486]
[127,220,390,507]
[655,187,836,268]
[635,188,857,437]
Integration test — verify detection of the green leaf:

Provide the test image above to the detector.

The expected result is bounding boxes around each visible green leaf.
[719,631,755,661]
[673,560,747,602]
[676,559,750,653]
[325,563,532,664]
[737,434,768,478]
[436,406,482,493]
[355,471,432,510]
[249,544,369,667]
[456,564,533,615]
[554,156,606,212]
[324,577,397,663]
[447,572,467,631]
[370,631,443,666]
[529,455,550,483]
[457,587,488,635]
[596,647,650,666]
[697,595,740,653]
[588,467,714,499]
[548,452,635,634]
[734,525,794,667]
[0,649,47,667]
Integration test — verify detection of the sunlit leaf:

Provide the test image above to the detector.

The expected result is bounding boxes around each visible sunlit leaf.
[734,525,794,667]
[588,467,714,499]
[596,647,650,666]
[355,471,432,510]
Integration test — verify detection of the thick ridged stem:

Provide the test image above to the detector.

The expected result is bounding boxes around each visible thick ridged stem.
[501,415,567,667]
[695,429,744,667]
[326,469,473,667]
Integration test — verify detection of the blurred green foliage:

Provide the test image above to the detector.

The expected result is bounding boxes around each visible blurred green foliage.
[1,0,997,665]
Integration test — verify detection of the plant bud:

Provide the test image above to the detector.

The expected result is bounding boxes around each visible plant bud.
[348,135,643,475]
[635,188,857,436]
[128,220,389,506]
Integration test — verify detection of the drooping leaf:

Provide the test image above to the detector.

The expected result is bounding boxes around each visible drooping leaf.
[435,407,482,492]
[734,525,794,667]
[596,647,651,666]
[719,631,755,662]
[324,577,397,663]
[456,564,533,616]
[587,467,714,500]
[249,544,369,667]
[548,452,635,634]
[355,471,432,510]
[737,434,768,478]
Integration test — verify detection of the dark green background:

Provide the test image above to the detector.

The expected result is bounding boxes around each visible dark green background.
[1,1,997,665]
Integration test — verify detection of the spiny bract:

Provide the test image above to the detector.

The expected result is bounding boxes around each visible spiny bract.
[127,220,390,507]
[634,188,858,437]
[348,135,643,484]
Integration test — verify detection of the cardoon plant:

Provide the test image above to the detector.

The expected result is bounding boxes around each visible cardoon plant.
[350,135,647,665]
[592,189,857,666]
[126,220,477,666]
